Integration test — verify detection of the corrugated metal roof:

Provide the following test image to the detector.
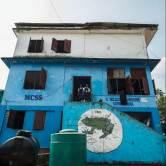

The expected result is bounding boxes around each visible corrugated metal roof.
[14,22,158,29]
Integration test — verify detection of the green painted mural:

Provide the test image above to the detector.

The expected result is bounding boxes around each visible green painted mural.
[82,117,114,139]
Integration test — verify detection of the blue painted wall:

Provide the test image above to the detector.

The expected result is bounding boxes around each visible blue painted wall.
[62,102,166,164]
[0,61,162,148]
[1,63,157,107]
[0,106,62,147]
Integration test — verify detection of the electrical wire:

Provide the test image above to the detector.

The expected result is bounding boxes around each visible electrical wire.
[147,48,165,65]
[94,29,165,65]
[2,77,73,103]
[50,0,63,23]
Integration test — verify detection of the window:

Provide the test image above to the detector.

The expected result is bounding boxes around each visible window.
[33,111,46,130]
[7,110,26,129]
[23,67,47,90]
[107,68,127,94]
[51,38,71,53]
[28,37,44,53]
[130,68,150,95]
[124,112,151,123]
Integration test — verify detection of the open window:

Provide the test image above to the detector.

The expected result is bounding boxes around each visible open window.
[130,68,150,95]
[7,110,26,129]
[124,112,151,124]
[23,67,47,90]
[28,37,44,53]
[107,68,126,94]
[72,76,91,101]
[51,38,71,53]
[33,111,46,130]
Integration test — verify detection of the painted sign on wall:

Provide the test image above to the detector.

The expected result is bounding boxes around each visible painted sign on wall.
[78,108,123,153]
[106,97,140,106]
[24,95,42,100]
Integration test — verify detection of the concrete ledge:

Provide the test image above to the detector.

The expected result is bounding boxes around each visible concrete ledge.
[38,148,50,154]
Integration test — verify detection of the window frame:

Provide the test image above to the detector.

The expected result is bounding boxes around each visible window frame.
[7,110,26,130]
[28,37,44,53]
[107,68,126,94]
[51,38,71,53]
[23,67,47,90]
[130,68,150,95]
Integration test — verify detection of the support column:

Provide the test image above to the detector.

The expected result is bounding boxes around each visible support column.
[150,107,163,134]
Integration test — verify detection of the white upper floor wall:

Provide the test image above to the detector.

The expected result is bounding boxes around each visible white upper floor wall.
[13,22,158,59]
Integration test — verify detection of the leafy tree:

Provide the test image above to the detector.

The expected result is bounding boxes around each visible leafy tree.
[156,88,166,134]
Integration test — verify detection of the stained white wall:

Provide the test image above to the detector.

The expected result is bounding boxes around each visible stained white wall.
[13,32,148,59]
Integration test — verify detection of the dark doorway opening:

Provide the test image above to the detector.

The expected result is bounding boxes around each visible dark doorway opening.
[72,76,91,101]
[124,112,151,127]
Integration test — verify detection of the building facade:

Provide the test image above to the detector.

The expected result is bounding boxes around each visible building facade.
[0,22,165,164]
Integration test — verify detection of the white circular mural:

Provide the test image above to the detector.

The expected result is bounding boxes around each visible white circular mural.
[78,108,123,153]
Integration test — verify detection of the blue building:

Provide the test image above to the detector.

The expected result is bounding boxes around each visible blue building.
[0,22,165,164]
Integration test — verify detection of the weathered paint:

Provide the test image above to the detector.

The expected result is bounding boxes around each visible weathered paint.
[78,108,123,153]
[0,60,162,148]
[0,106,62,147]
[62,102,166,164]
[13,32,148,59]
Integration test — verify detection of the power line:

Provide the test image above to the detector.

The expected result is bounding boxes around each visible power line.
[147,48,165,65]
[94,29,166,65]
[2,77,73,103]
[94,29,146,48]
[50,0,63,23]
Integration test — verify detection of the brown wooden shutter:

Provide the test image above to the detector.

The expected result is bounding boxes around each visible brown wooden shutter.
[130,68,146,79]
[28,37,32,52]
[125,75,134,94]
[142,77,150,95]
[152,79,157,95]
[107,78,111,94]
[40,37,44,52]
[108,69,113,78]
[64,39,71,53]
[33,111,46,130]
[7,110,16,129]
[40,67,47,89]
[107,69,113,94]
[51,38,58,52]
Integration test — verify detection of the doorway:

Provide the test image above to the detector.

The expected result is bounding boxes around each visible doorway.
[72,76,91,101]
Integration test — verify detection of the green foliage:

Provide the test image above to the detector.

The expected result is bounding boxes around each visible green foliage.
[156,88,166,134]
[156,88,166,117]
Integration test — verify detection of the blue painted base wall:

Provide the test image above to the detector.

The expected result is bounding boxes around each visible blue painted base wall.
[62,102,166,164]
[0,106,62,147]
[0,62,162,149]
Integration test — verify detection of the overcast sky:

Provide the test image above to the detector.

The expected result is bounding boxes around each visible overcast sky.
[0,0,165,92]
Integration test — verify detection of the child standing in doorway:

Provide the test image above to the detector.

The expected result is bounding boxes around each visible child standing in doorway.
[78,84,84,101]
[83,84,91,102]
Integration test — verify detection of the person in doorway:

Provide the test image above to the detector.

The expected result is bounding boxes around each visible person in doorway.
[83,84,91,102]
[77,84,84,101]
